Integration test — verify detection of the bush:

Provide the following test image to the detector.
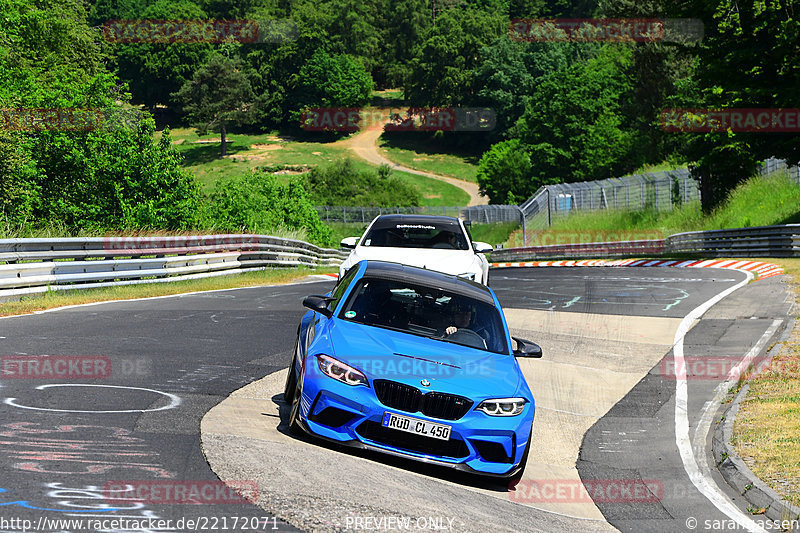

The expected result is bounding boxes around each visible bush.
[306,159,421,207]
[296,49,374,108]
[203,172,333,246]
[476,139,535,204]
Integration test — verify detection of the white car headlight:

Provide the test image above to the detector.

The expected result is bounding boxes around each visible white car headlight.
[457,272,477,281]
[476,398,527,416]
[317,354,368,386]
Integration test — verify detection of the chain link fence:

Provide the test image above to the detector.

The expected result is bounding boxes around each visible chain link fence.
[517,168,699,231]
[316,158,798,229]
[762,157,800,182]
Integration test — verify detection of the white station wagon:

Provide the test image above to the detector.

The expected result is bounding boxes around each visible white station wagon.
[338,214,493,285]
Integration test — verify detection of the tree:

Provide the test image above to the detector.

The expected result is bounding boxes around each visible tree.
[295,49,374,108]
[174,52,256,157]
[599,0,697,171]
[0,0,201,231]
[476,139,535,204]
[405,8,506,105]
[682,0,800,211]
[474,38,582,135]
[512,45,638,186]
[113,0,214,110]
[383,0,430,87]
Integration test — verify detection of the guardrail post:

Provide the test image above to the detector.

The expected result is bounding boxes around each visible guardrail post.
[514,206,527,245]
[546,188,551,227]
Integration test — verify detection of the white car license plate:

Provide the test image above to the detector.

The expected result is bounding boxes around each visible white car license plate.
[381,412,451,441]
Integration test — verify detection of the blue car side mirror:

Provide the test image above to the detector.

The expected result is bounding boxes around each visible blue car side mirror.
[303,295,333,318]
[512,337,542,358]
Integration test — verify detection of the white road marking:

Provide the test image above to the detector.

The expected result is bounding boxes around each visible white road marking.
[673,269,770,533]
[4,384,182,413]
[692,320,783,502]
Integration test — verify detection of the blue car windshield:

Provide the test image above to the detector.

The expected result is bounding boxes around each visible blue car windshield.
[339,278,509,355]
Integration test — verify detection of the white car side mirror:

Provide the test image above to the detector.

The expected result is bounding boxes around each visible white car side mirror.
[340,237,359,249]
[473,241,493,253]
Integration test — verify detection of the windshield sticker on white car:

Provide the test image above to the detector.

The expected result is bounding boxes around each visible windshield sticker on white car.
[396,224,436,230]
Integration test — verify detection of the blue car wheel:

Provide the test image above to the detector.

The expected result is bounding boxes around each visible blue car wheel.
[283,336,299,403]
[288,351,306,435]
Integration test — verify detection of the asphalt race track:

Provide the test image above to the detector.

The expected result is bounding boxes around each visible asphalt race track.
[0,267,792,533]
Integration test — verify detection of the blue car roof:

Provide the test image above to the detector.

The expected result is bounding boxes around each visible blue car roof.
[360,261,495,306]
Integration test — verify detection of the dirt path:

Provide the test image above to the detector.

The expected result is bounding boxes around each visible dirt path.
[335,124,487,206]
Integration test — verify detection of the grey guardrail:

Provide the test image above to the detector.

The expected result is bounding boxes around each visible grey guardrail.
[491,224,800,262]
[0,234,348,302]
[491,239,665,261]
[666,224,800,257]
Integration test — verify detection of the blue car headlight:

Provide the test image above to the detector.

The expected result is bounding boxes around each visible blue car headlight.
[476,397,527,416]
[317,354,368,387]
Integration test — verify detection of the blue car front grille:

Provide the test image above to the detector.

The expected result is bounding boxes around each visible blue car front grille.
[356,420,470,458]
[373,380,473,421]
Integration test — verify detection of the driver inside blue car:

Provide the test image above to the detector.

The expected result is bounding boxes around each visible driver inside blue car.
[445,304,473,336]
[443,302,492,350]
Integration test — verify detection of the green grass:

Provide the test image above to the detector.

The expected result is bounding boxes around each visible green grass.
[632,158,688,174]
[400,172,470,206]
[732,257,800,508]
[377,135,481,183]
[164,128,349,189]
[161,127,469,206]
[468,223,519,246]
[371,89,404,106]
[327,222,369,246]
[507,172,800,247]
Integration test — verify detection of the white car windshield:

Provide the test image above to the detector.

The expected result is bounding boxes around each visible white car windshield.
[361,221,468,250]
[339,277,508,354]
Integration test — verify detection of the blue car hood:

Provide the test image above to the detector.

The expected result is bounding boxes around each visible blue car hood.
[325,319,522,397]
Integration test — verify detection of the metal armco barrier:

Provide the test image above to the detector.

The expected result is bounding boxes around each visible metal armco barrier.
[491,224,800,262]
[0,234,348,302]
[491,240,666,261]
[666,224,800,257]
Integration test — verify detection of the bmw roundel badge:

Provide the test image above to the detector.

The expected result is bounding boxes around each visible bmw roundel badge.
[420,379,431,387]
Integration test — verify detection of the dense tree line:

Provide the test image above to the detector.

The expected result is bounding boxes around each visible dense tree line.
[97,0,800,211]
[1,0,797,237]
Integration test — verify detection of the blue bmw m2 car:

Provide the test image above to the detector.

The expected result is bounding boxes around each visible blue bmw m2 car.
[284,260,542,479]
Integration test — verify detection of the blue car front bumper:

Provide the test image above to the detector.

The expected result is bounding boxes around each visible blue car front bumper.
[296,358,534,478]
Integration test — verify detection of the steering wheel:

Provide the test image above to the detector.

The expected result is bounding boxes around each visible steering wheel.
[445,328,487,350]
